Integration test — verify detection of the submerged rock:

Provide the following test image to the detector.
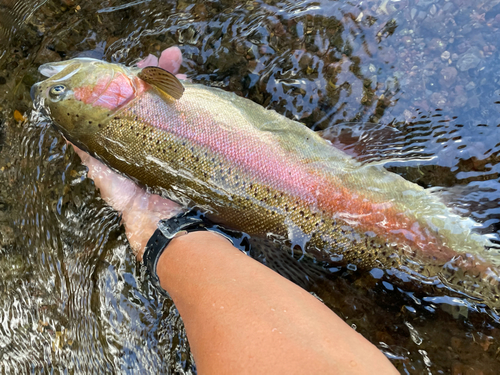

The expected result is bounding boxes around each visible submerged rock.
[440,66,457,86]
[456,47,482,71]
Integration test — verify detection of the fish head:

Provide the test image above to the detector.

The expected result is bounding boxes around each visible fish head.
[32,58,145,151]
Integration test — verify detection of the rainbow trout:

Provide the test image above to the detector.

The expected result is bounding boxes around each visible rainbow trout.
[32,58,500,308]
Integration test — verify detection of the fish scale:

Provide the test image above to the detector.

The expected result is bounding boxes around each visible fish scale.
[33,58,500,309]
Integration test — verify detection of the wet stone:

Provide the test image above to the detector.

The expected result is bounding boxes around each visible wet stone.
[441,51,450,61]
[452,86,468,107]
[440,66,457,86]
[416,10,427,21]
[430,91,447,107]
[410,8,417,20]
[465,81,476,91]
[456,47,482,71]
[428,38,446,52]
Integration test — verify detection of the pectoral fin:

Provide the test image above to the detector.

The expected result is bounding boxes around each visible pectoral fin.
[138,66,184,100]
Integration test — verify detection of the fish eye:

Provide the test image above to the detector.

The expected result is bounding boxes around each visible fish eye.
[49,85,66,98]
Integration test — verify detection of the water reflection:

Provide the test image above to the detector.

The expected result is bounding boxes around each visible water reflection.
[0,0,499,373]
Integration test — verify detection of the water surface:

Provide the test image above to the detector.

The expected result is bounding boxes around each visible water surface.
[1,0,500,373]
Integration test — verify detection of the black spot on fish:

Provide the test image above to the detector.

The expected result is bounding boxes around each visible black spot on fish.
[98,124,102,128]
[67,113,70,116]
[76,114,79,118]
[88,121,92,124]
[114,116,120,120]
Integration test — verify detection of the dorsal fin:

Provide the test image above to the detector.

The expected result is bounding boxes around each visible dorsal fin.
[137,66,184,100]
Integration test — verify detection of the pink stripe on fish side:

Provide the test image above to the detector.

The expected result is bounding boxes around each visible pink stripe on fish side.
[130,93,457,262]
[74,73,149,110]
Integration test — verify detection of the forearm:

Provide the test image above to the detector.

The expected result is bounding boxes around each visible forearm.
[157,231,398,375]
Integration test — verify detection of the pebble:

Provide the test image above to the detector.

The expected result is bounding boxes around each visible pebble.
[440,66,457,86]
[428,38,446,52]
[410,8,417,20]
[465,81,476,91]
[441,51,451,61]
[456,47,482,71]
[430,92,447,107]
[402,36,413,46]
[416,10,427,21]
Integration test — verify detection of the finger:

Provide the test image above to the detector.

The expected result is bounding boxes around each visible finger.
[137,54,159,68]
[72,145,138,211]
[159,46,182,74]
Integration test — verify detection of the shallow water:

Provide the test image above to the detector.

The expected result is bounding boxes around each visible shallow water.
[1,0,500,373]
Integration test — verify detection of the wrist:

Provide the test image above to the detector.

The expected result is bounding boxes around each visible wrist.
[141,211,250,297]
[155,231,245,296]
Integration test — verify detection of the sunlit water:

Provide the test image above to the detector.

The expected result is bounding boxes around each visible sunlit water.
[1,0,500,373]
